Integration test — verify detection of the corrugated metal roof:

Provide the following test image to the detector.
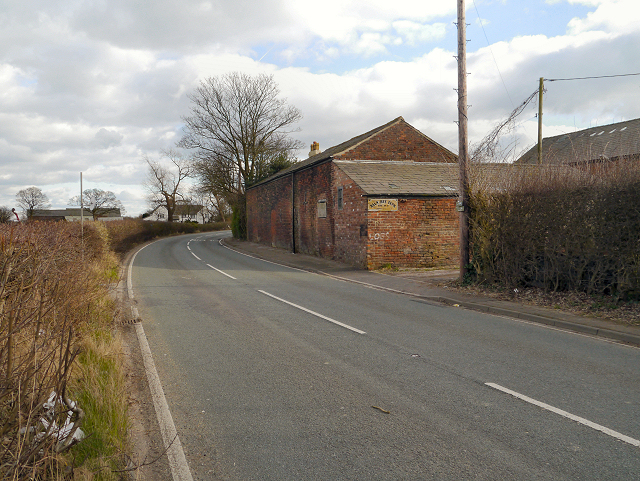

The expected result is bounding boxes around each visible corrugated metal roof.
[335,161,459,196]
[517,117,640,165]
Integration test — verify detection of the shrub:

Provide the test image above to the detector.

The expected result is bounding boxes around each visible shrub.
[468,161,640,299]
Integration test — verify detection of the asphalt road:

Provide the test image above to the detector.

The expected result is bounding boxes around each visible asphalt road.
[131,231,640,480]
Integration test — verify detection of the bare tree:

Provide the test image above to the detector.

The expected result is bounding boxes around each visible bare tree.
[0,206,12,223]
[68,188,125,220]
[143,149,193,223]
[179,72,303,201]
[191,186,231,223]
[15,186,50,219]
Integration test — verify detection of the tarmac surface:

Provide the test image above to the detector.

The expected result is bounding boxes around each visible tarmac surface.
[222,236,640,347]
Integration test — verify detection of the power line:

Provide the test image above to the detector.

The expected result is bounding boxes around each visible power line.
[546,72,640,82]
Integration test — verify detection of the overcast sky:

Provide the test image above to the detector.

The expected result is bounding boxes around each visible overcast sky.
[1,0,639,216]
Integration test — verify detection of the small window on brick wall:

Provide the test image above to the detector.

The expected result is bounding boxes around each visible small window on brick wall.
[337,186,343,209]
[317,200,327,218]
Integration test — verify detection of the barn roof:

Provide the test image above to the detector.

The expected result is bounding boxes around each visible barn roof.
[249,116,456,188]
[335,161,459,196]
[516,117,640,165]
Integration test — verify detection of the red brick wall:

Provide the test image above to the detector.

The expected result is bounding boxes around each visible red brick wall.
[293,162,335,258]
[332,165,368,268]
[366,197,459,269]
[334,121,456,163]
[246,176,293,250]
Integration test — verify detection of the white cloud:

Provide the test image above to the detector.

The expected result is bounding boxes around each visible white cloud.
[0,0,639,215]
[567,0,640,34]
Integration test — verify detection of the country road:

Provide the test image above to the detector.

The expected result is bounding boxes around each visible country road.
[129,231,640,480]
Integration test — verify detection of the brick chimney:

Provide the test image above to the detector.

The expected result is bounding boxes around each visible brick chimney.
[308,141,321,157]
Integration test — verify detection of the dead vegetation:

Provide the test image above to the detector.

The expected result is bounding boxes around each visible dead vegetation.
[460,159,640,327]
[0,222,125,479]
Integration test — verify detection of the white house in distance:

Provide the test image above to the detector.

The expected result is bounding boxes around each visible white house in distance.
[31,208,123,221]
[143,204,209,223]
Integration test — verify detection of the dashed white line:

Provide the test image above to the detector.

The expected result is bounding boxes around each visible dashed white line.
[206,264,236,279]
[191,253,201,261]
[486,382,640,447]
[258,290,366,334]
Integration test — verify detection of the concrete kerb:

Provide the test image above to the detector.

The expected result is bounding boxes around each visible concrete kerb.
[220,239,640,348]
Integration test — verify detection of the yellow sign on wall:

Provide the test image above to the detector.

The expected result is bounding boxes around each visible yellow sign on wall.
[368,199,398,212]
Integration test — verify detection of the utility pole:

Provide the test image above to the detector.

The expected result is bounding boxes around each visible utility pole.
[457,0,470,282]
[537,77,544,164]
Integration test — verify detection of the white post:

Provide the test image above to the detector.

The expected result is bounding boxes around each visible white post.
[80,172,84,262]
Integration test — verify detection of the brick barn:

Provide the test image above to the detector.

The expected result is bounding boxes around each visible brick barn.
[246,117,460,269]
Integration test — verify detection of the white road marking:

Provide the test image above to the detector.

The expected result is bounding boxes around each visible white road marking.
[206,264,236,279]
[128,243,194,481]
[258,290,366,334]
[486,382,640,447]
[219,240,309,273]
[192,253,201,261]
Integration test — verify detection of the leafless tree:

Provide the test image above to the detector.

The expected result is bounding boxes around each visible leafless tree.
[143,149,193,222]
[179,72,303,202]
[191,186,231,223]
[15,186,50,219]
[0,206,12,223]
[68,188,125,220]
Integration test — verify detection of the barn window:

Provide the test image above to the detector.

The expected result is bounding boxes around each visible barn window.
[337,186,343,209]
[317,200,327,218]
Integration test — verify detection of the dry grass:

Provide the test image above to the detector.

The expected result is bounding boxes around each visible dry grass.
[0,222,127,480]
[443,280,640,328]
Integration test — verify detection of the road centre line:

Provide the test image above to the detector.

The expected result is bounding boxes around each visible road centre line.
[258,290,366,334]
[486,382,640,448]
[206,264,237,279]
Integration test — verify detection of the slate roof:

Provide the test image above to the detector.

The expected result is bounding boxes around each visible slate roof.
[517,117,640,165]
[335,161,459,196]
[32,208,121,218]
[250,116,456,188]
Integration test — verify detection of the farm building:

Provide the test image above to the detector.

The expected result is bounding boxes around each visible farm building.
[517,117,640,166]
[246,117,461,269]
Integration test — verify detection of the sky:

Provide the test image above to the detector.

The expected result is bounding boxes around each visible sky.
[1,0,639,217]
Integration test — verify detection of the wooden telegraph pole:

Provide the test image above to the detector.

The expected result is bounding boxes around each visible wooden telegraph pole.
[457,0,470,282]
[537,77,544,164]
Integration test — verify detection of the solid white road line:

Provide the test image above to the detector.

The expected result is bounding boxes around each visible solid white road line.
[136,324,195,481]
[258,290,366,334]
[486,382,640,448]
[206,264,236,279]
[128,242,194,481]
[192,253,202,261]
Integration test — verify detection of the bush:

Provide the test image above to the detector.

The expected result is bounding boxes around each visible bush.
[231,197,247,240]
[105,218,228,257]
[0,222,120,478]
[468,161,640,299]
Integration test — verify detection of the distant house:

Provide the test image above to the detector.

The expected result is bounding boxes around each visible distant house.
[143,204,208,223]
[31,208,122,222]
[247,117,460,270]
[516,118,640,167]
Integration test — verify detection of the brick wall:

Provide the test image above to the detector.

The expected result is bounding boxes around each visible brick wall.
[293,161,335,258]
[366,197,459,269]
[246,176,293,250]
[332,165,368,268]
[334,121,456,163]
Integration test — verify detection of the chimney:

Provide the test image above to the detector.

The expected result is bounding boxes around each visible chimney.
[308,141,321,157]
